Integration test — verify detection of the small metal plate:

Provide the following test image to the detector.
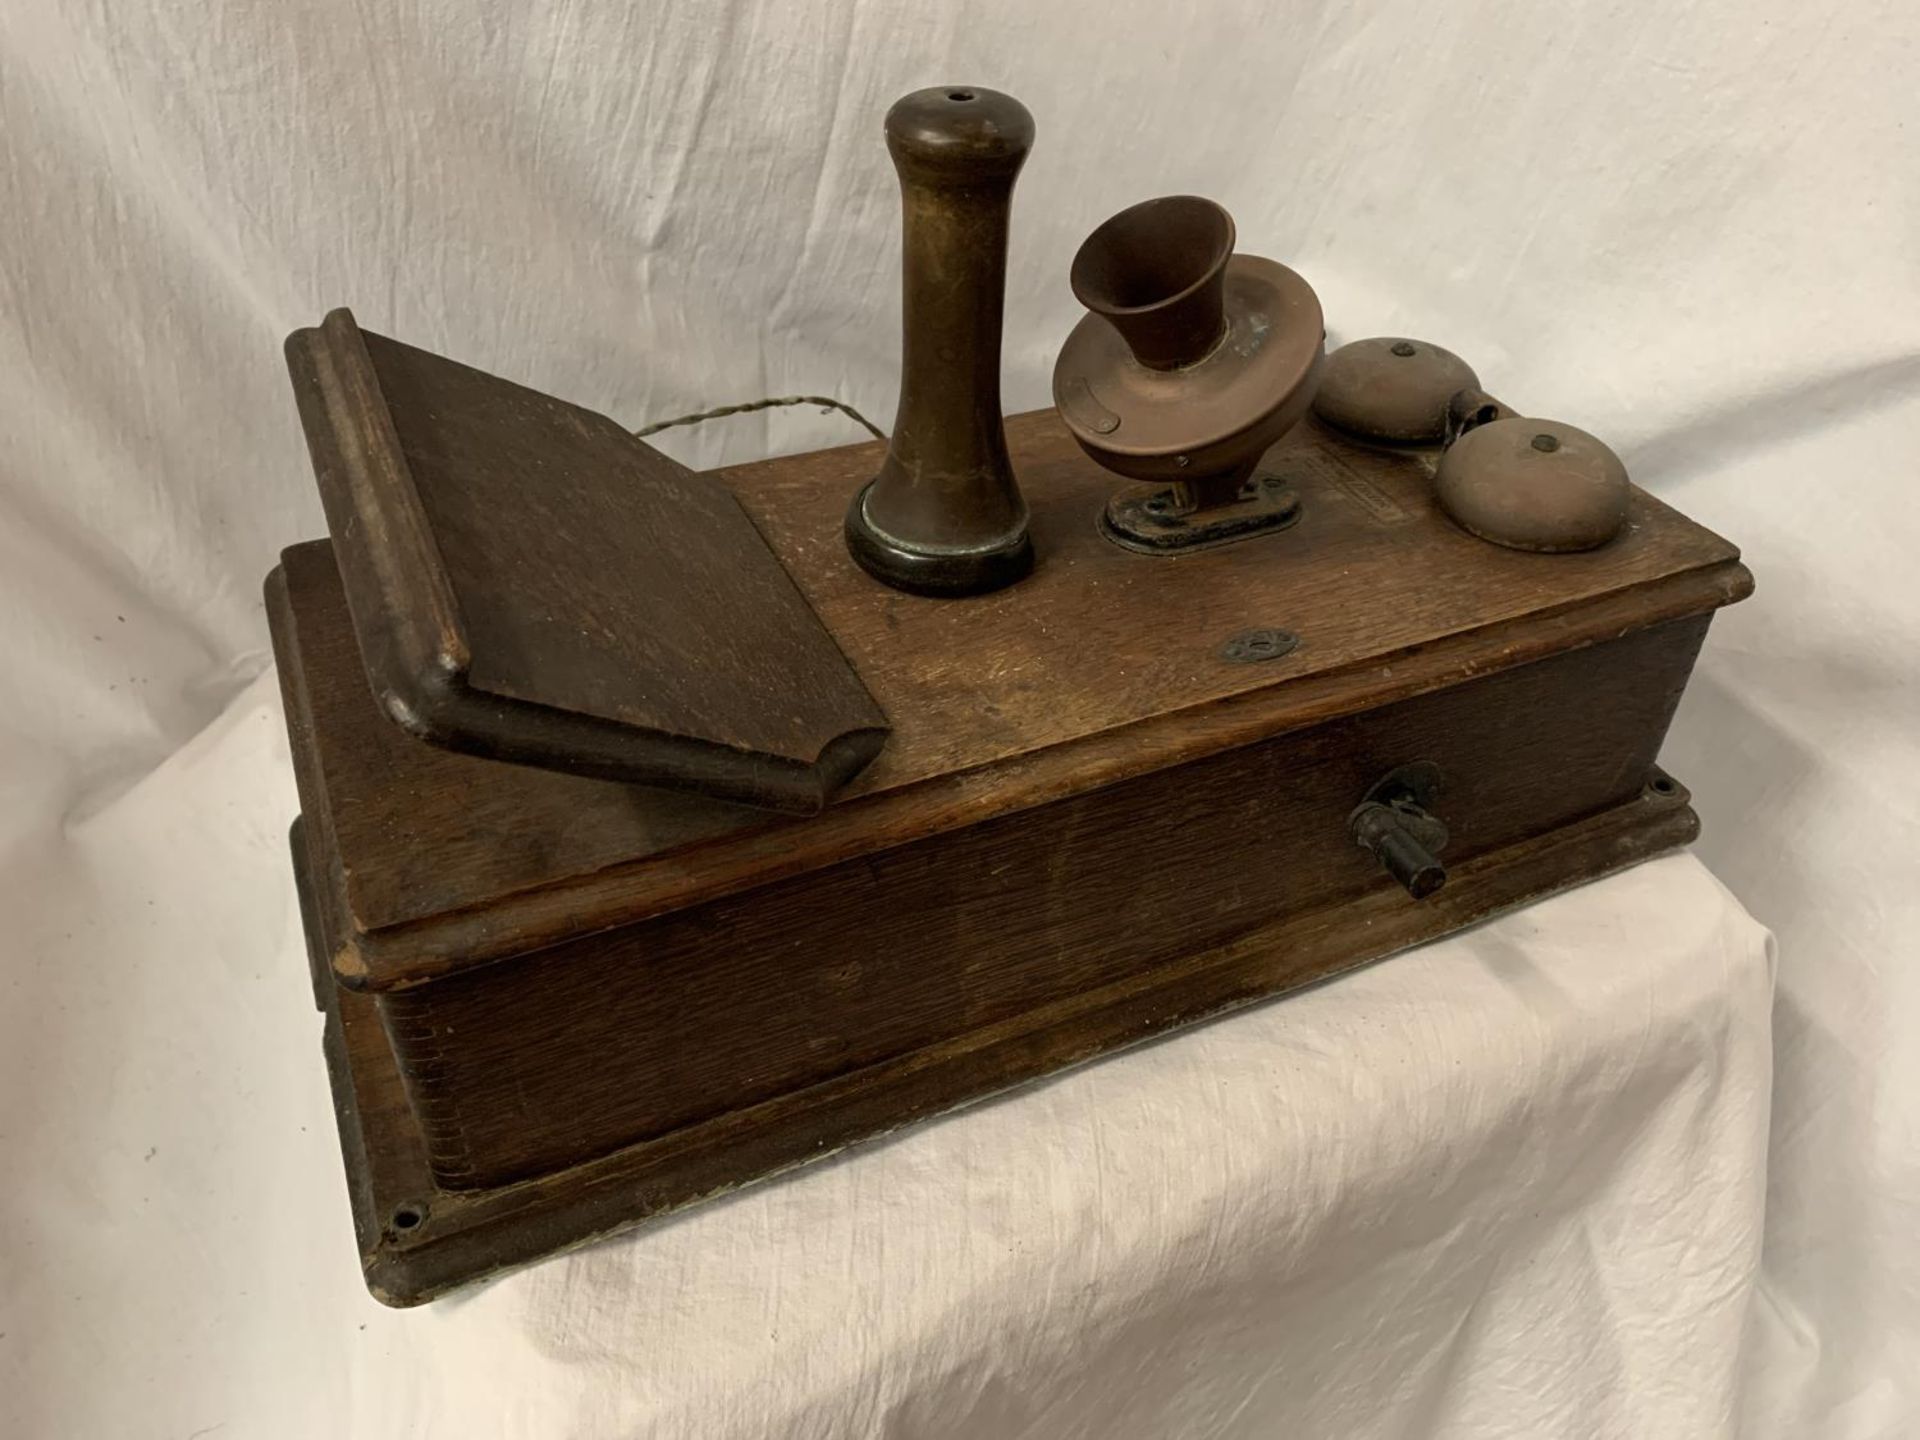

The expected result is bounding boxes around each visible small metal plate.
[1220,628,1300,664]
[1101,476,1303,555]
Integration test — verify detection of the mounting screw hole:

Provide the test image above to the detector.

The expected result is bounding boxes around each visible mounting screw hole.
[1390,341,1417,357]
[390,1202,427,1233]
[1647,775,1679,797]
[1531,432,1561,453]
[947,90,975,102]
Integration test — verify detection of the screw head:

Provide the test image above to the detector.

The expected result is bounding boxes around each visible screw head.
[1221,627,1300,664]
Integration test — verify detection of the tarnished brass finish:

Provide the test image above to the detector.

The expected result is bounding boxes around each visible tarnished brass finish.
[1443,386,1518,446]
[1053,196,1325,554]
[1309,335,1624,553]
[845,86,1035,597]
[1313,337,1481,446]
[1435,418,1630,552]
[1100,474,1302,556]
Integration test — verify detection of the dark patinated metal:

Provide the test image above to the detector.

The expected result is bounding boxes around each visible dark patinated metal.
[1220,626,1300,664]
[1104,473,1302,555]
[1313,337,1482,446]
[845,86,1035,597]
[1435,416,1630,553]
[1349,763,1450,899]
[1053,196,1326,554]
[1443,386,1516,446]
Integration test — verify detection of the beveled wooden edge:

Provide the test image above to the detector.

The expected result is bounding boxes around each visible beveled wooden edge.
[301,552,1750,989]
[284,315,887,814]
[268,562,363,988]
[286,309,471,722]
[299,776,1704,1306]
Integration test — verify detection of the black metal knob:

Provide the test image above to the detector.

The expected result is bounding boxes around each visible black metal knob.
[1351,802,1447,899]
[1350,763,1450,900]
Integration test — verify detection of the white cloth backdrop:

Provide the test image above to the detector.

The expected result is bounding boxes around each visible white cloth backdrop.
[0,0,1914,1434]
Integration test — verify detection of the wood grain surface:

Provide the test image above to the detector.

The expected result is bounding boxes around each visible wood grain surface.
[375,614,1712,1189]
[266,401,1753,1303]
[268,406,1748,986]
[285,309,888,810]
[293,779,1706,1305]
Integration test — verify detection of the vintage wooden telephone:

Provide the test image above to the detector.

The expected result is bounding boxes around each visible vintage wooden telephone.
[267,87,1751,1303]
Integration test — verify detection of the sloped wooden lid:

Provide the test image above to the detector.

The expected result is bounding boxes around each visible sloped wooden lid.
[283,309,888,813]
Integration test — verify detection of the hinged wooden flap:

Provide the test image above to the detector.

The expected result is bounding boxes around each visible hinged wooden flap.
[283,308,888,813]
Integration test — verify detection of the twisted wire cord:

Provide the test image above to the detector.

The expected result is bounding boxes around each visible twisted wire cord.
[634,394,885,442]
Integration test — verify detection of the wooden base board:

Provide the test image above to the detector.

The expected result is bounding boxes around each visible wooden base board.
[293,777,1700,1306]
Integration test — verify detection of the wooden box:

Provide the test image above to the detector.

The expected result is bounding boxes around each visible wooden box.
[270,395,1749,1304]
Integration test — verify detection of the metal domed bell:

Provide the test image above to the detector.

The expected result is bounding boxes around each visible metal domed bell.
[1435,418,1630,553]
[1315,335,1633,553]
[1312,337,1480,447]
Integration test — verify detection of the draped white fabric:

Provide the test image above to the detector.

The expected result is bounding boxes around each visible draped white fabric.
[1,1,1913,1434]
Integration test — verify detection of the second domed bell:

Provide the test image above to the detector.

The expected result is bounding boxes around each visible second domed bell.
[1313,335,1632,554]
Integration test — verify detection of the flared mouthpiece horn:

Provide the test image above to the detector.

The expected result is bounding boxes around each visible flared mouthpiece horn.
[1069,196,1234,371]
